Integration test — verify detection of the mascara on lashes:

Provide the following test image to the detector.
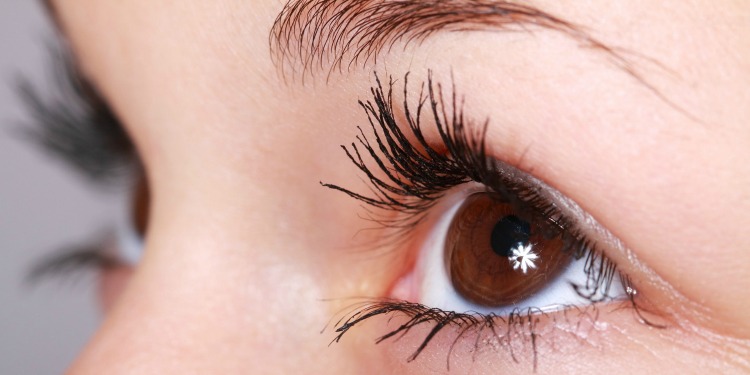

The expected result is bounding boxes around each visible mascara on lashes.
[321,71,654,369]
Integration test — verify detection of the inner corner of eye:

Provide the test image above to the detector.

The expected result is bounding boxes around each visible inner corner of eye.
[388,186,622,316]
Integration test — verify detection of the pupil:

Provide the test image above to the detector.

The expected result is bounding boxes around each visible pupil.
[490,215,531,257]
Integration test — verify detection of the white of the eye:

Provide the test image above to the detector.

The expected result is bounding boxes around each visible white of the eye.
[415,190,623,316]
[113,211,144,266]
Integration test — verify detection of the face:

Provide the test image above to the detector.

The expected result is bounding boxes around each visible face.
[42,0,750,373]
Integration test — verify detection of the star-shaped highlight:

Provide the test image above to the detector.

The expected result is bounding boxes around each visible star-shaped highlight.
[509,243,538,274]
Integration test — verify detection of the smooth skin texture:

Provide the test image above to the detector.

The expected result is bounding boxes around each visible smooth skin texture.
[49,0,749,373]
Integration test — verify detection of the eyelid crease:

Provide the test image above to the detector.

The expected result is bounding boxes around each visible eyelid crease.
[503,162,625,257]
[524,165,685,330]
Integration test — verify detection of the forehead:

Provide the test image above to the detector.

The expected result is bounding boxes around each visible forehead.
[48,1,749,137]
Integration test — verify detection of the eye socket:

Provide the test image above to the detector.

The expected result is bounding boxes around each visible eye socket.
[324,72,636,336]
[402,185,625,316]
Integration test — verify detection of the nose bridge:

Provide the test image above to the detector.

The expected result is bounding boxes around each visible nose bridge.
[69,212,358,374]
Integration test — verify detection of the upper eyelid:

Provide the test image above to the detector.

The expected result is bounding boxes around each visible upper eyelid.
[509,158,673,322]
[497,163,619,250]
[488,158,647,294]
[324,70,617,254]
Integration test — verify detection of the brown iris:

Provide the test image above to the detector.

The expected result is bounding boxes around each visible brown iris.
[445,193,571,307]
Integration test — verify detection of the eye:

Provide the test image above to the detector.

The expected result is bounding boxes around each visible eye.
[405,182,624,316]
[23,50,147,280]
[325,72,648,362]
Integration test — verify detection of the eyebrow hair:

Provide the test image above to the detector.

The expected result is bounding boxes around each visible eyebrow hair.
[270,0,621,80]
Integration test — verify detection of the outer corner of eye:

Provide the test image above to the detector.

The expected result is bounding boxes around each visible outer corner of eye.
[388,183,628,317]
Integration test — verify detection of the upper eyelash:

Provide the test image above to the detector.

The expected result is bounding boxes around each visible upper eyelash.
[321,71,488,238]
[17,46,134,185]
[321,71,665,368]
[322,71,611,287]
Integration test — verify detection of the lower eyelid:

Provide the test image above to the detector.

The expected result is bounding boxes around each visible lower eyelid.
[331,298,637,372]
[98,255,135,312]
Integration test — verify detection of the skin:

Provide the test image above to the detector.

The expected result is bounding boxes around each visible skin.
[50,0,749,373]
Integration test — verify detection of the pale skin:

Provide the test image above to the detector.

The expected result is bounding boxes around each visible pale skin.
[49,0,750,373]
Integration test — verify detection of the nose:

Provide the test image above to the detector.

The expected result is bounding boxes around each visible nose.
[68,194,378,374]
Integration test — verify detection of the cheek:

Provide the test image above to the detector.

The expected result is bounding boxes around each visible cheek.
[98,266,134,313]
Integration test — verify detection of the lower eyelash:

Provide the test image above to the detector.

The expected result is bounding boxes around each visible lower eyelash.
[329,285,665,372]
[325,250,665,370]
[329,298,626,372]
[26,244,118,286]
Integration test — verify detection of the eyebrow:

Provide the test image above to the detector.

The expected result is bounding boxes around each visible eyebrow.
[270,0,614,79]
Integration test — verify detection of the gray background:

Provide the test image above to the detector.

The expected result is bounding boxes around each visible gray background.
[1,2,119,374]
